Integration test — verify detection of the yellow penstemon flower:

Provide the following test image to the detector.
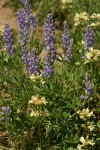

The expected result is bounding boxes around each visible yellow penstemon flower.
[61,0,73,9]
[81,121,95,131]
[28,95,48,117]
[91,22,100,27]
[28,95,47,106]
[90,13,100,19]
[0,46,7,52]
[77,108,94,121]
[30,110,49,117]
[30,73,45,85]
[90,13,100,27]
[74,12,89,26]
[0,26,4,36]
[85,47,100,63]
[61,0,72,4]
[77,135,95,149]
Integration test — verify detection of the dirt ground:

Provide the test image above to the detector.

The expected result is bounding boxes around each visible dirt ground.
[0,0,18,29]
[0,0,62,59]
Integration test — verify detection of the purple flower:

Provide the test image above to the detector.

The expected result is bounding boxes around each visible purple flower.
[17,0,37,39]
[20,0,28,4]
[26,48,40,75]
[62,21,72,62]
[17,9,29,46]
[81,73,93,101]
[84,25,94,51]
[1,106,11,121]
[44,14,57,78]
[4,24,15,55]
[17,0,37,65]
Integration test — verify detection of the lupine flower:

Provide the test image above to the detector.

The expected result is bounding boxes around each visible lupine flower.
[4,24,15,55]
[24,1,37,32]
[17,0,37,65]
[62,20,72,62]
[17,9,29,46]
[84,25,94,51]
[18,0,37,37]
[1,106,11,120]
[20,0,28,4]
[44,13,57,78]
[26,48,40,75]
[81,73,93,101]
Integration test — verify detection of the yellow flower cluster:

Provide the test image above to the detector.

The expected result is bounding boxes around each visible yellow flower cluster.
[74,12,89,26]
[28,95,47,106]
[0,46,7,52]
[77,108,94,121]
[91,22,100,27]
[81,121,95,131]
[77,136,95,149]
[61,0,72,4]
[61,0,72,9]
[30,74,45,85]
[85,47,100,63]
[90,13,100,27]
[77,108,95,149]
[91,13,100,19]
[28,95,48,117]
[30,110,48,117]
[0,26,4,36]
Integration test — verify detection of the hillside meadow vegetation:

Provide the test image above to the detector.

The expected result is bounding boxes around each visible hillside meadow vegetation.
[0,0,100,149]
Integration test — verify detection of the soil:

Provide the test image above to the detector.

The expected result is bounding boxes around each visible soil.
[0,0,18,30]
[0,0,62,58]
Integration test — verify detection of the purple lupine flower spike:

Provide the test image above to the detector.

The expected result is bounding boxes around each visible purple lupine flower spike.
[44,13,57,78]
[20,0,37,32]
[1,106,11,121]
[62,21,72,62]
[17,0,37,65]
[20,0,28,4]
[84,25,94,51]
[17,9,29,46]
[4,24,15,55]
[81,73,93,101]
[26,48,40,75]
